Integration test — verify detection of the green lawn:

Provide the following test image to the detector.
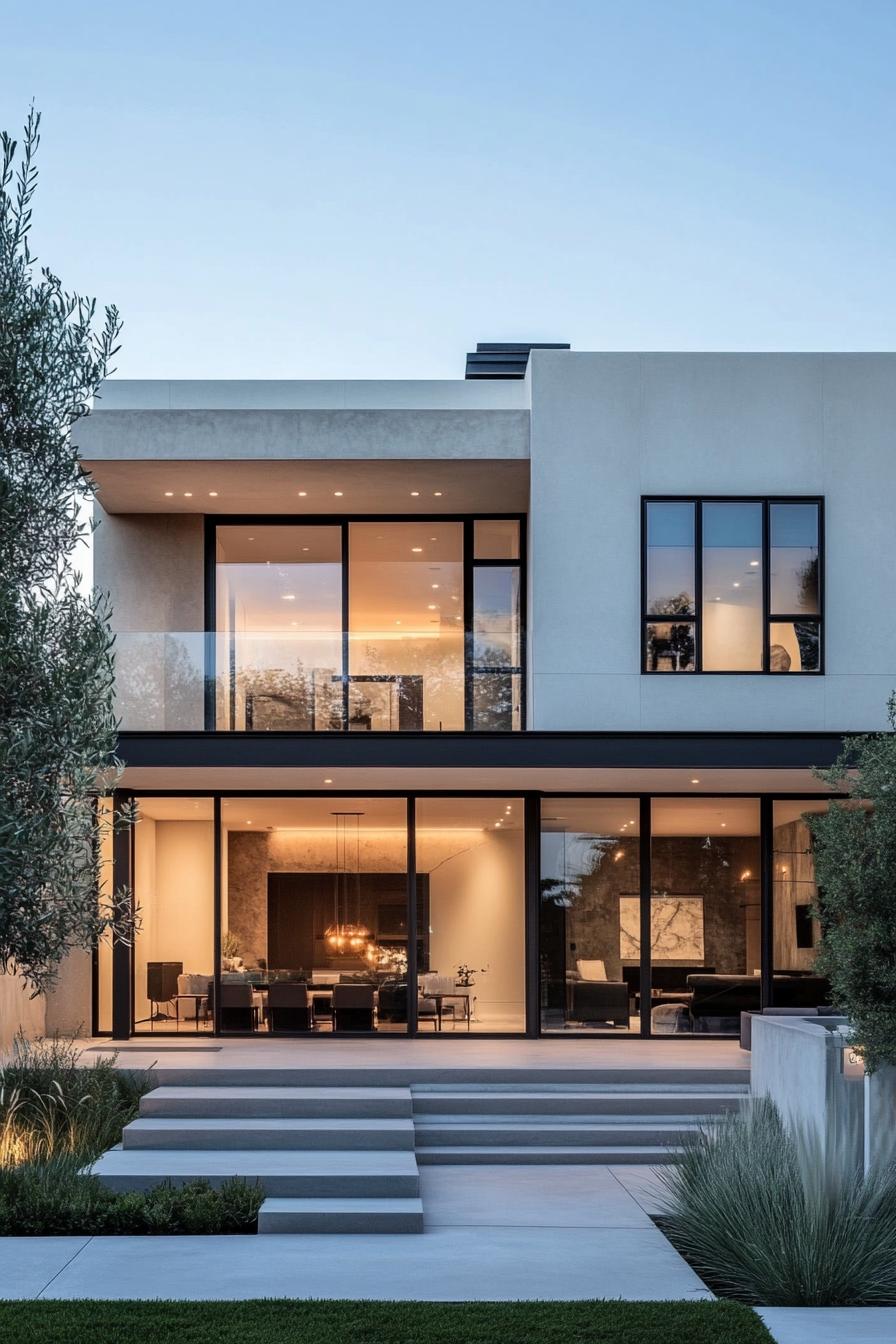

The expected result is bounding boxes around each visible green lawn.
[0,1299,772,1344]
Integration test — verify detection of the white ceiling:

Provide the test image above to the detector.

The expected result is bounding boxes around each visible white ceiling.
[88,459,529,515]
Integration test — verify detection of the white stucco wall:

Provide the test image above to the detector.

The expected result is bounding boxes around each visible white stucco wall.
[528,351,896,732]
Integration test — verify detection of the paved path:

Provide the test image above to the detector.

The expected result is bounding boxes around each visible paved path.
[759,1308,896,1343]
[0,1165,710,1302]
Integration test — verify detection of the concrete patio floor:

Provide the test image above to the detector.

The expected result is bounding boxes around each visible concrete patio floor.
[0,1164,711,1302]
[758,1308,896,1343]
[80,1034,747,1083]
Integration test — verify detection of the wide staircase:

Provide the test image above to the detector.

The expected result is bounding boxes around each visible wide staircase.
[91,1073,748,1232]
[91,1086,424,1234]
[412,1081,747,1164]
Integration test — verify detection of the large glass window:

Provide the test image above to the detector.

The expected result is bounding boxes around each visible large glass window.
[212,518,523,730]
[539,800,640,1034]
[348,523,464,730]
[220,797,408,1034]
[133,798,215,1032]
[215,525,343,730]
[416,798,525,1032]
[650,798,760,1036]
[643,498,822,673]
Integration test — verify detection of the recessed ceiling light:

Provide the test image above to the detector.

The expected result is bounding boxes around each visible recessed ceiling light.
[246,819,252,824]
[209,491,218,497]
[395,620,401,625]
[183,492,193,498]
[411,491,420,497]
[721,822,727,828]
[427,604,437,610]
[434,491,442,497]
[324,778,333,784]
[691,778,700,784]
[302,546,309,552]
[334,491,343,497]
[282,594,296,601]
[430,537,437,541]
[412,547,423,553]
[298,491,307,497]
[431,584,439,589]
[164,491,173,497]
[733,581,741,588]
[248,536,254,541]
[750,559,759,566]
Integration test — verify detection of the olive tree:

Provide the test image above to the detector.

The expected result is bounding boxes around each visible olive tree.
[0,108,133,994]
[810,694,896,1072]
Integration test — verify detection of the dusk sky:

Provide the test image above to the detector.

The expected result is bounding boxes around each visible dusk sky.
[3,0,895,378]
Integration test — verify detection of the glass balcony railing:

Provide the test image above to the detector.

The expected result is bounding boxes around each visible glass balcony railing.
[112,632,523,733]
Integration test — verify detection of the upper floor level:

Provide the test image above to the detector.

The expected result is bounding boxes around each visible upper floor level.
[81,349,896,736]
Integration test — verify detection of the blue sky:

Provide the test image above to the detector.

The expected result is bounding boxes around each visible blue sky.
[3,0,895,377]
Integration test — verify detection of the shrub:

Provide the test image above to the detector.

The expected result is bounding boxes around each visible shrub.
[658,1097,896,1305]
[0,1032,149,1164]
[0,1158,262,1235]
[0,1034,262,1235]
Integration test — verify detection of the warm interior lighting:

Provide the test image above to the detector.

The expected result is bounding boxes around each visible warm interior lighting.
[691,778,700,784]
[164,491,173,497]
[298,491,307,497]
[325,812,371,956]
[282,594,296,601]
[334,491,343,497]
[411,547,423,553]
[209,491,219,497]
[411,491,420,497]
[750,559,759,566]
[434,491,442,497]
[183,492,193,498]
[323,778,333,784]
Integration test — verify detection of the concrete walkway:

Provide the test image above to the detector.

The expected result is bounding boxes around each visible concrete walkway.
[759,1308,896,1343]
[0,1165,711,1302]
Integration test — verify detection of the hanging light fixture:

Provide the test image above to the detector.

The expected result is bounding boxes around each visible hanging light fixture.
[325,812,371,955]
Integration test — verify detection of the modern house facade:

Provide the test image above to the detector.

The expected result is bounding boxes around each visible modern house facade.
[74,346,896,1043]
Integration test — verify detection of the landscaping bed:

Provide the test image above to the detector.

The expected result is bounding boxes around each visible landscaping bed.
[0,1300,773,1344]
[0,1036,262,1235]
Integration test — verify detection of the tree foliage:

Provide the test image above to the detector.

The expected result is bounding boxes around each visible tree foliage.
[0,108,133,994]
[810,694,896,1072]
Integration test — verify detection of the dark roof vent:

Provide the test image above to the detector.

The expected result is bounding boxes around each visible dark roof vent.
[465,341,571,379]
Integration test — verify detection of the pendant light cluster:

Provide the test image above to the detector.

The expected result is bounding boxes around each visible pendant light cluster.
[324,812,372,955]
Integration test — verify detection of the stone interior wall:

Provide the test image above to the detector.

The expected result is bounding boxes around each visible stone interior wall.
[563,836,758,980]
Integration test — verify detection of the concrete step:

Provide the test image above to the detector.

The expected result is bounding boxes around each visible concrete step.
[258,1196,424,1234]
[416,1144,683,1165]
[139,1086,413,1119]
[411,1089,744,1116]
[122,1117,414,1151]
[414,1118,701,1147]
[141,1066,751,1089]
[90,1148,420,1196]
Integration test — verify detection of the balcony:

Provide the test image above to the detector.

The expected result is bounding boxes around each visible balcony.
[112,631,523,733]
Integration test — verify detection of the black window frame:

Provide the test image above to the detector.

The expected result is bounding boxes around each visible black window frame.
[640,496,824,675]
[205,512,526,732]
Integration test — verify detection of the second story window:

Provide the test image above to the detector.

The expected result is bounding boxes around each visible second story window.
[642,497,822,674]
[213,516,524,731]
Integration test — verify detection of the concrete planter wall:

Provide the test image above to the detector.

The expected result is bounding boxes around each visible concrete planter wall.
[752,1015,896,1175]
[750,1015,864,1170]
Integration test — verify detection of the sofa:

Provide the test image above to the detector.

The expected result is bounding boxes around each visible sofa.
[687,973,830,1031]
[567,979,630,1028]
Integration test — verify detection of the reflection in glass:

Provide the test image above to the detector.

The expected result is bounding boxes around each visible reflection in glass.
[539,800,639,1033]
[645,621,695,671]
[702,502,763,671]
[771,800,830,1008]
[471,670,521,731]
[474,519,520,560]
[645,502,695,618]
[473,567,520,666]
[769,621,820,673]
[348,523,464,730]
[221,797,408,1034]
[133,798,215,1033]
[215,526,343,731]
[651,797,760,1036]
[417,797,525,1032]
[770,504,819,614]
